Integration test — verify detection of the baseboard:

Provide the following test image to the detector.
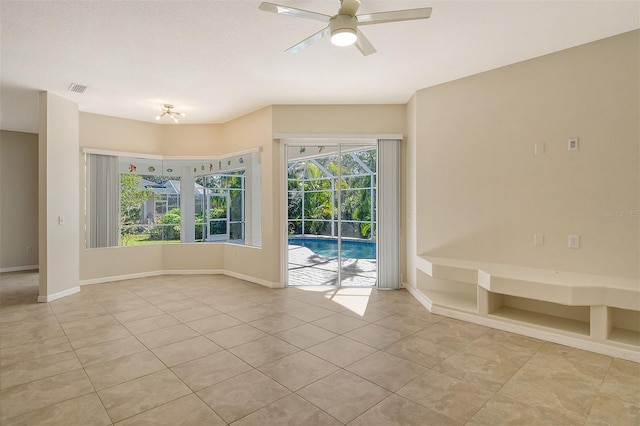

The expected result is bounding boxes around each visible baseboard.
[0,265,39,273]
[163,269,224,276]
[438,308,640,363]
[80,271,165,286]
[79,269,282,289]
[37,286,80,303]
[406,283,433,311]
[224,270,283,289]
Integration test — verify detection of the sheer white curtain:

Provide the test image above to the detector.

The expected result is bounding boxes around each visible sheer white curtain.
[377,139,400,289]
[87,154,119,248]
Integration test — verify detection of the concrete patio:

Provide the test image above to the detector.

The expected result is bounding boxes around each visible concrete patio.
[288,245,377,287]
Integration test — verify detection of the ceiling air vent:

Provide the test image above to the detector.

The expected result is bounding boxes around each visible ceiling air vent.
[67,83,88,93]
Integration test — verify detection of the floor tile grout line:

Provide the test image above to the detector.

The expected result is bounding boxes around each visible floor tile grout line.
[0,351,86,391]
[190,390,230,425]
[290,384,353,426]
[461,337,594,424]
[0,384,98,424]
[154,293,412,424]
[61,292,125,426]
[106,391,200,425]
[223,390,295,425]
[575,353,615,425]
[379,326,503,425]
[1,293,110,423]
[3,273,634,425]
[389,392,461,425]
[192,358,280,424]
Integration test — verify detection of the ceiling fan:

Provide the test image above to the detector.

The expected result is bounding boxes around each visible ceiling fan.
[258,0,432,56]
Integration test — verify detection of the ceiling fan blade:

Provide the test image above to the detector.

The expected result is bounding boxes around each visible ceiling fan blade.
[286,26,330,54]
[357,7,432,26]
[354,29,376,56]
[259,2,331,23]
[338,0,361,17]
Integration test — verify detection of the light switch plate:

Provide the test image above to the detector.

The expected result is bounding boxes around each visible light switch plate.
[568,235,580,249]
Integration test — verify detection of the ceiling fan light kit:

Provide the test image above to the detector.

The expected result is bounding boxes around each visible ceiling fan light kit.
[155,104,185,123]
[259,0,432,56]
[330,15,358,47]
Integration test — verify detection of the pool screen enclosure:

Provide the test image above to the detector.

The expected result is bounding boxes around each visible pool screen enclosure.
[286,140,400,288]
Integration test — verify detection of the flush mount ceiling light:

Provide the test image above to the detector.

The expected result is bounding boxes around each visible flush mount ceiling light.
[259,0,432,56]
[155,104,185,123]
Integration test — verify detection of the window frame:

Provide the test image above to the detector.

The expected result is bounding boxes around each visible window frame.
[84,147,261,248]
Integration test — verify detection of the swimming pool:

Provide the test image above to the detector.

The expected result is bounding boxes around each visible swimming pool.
[288,237,376,260]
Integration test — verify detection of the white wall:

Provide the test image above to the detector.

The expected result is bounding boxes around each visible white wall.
[0,130,39,271]
[408,30,639,279]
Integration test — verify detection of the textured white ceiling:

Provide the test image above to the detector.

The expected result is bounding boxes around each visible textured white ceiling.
[1,1,638,133]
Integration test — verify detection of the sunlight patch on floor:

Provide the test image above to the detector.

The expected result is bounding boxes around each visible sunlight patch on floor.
[325,287,373,316]
[292,286,373,316]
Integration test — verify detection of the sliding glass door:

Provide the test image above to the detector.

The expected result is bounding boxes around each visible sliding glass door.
[338,144,377,286]
[286,143,377,287]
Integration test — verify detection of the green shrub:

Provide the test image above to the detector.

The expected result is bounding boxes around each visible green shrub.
[150,208,181,240]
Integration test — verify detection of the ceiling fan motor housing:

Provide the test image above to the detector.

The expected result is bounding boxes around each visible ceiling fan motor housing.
[330,15,357,46]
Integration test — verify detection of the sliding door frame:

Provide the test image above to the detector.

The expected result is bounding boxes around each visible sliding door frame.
[278,134,402,288]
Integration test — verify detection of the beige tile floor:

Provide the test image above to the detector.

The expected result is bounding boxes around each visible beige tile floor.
[1,270,638,425]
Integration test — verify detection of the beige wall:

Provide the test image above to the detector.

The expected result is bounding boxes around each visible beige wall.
[273,104,408,284]
[78,104,406,286]
[405,95,418,286]
[39,92,80,297]
[0,130,39,270]
[230,105,407,286]
[162,244,224,272]
[80,113,163,281]
[78,109,273,283]
[161,124,223,156]
[80,112,163,154]
[221,107,278,284]
[78,113,228,281]
[272,104,405,135]
[409,30,639,279]
[82,245,163,281]
[8,33,635,296]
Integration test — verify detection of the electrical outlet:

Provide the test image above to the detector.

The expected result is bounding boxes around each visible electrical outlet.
[568,138,579,151]
[26,246,32,253]
[568,235,580,249]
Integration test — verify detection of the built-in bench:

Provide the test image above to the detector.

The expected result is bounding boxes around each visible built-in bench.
[411,255,640,362]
